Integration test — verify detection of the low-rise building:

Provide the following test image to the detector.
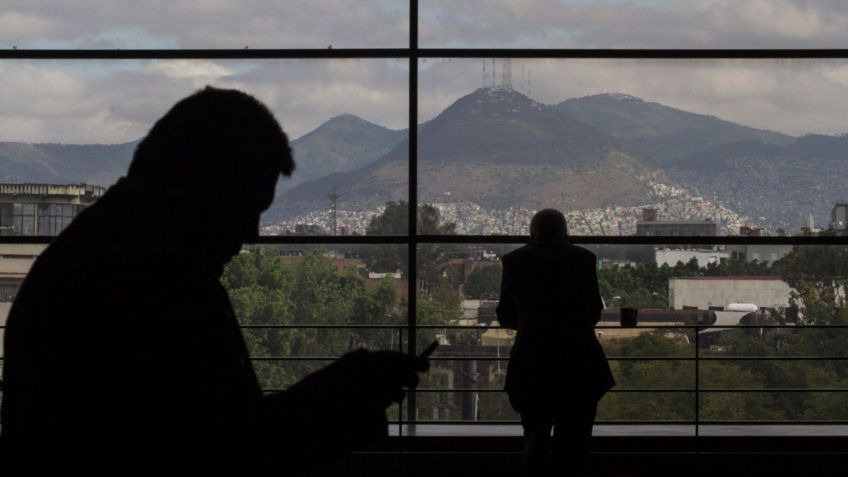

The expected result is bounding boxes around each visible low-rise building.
[669,276,792,311]
[655,248,730,268]
[0,183,104,236]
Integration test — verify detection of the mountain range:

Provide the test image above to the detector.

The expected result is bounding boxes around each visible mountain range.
[288,88,662,211]
[2,89,846,231]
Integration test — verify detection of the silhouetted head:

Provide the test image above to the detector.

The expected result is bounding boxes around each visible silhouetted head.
[128,87,294,267]
[529,209,568,241]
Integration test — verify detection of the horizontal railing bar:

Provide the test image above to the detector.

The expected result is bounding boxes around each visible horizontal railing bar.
[408,324,848,329]
[412,388,692,393]
[237,324,848,330]
[415,235,848,246]
[698,356,848,360]
[245,355,848,361]
[250,357,337,361]
[597,325,848,329]
[239,324,404,329]
[3,324,848,330]
[448,324,848,329]
[3,235,846,246]
[4,48,848,61]
[390,420,695,425]
[4,323,848,330]
[386,420,848,425]
[411,388,848,393]
[697,389,848,393]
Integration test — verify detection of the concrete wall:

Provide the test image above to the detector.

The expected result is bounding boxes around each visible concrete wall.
[669,277,792,310]
[725,244,793,264]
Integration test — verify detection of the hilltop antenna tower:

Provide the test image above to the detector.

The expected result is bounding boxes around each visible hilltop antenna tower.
[328,187,340,236]
[501,58,513,90]
[521,63,525,94]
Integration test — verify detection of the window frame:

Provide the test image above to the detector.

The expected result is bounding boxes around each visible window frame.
[1,0,848,436]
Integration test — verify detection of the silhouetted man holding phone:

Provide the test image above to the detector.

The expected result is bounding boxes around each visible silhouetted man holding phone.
[0,87,427,476]
[497,209,614,477]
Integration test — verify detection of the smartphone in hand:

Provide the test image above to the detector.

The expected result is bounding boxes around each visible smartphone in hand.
[419,340,439,359]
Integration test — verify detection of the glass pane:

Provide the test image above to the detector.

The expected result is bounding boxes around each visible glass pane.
[420,1,848,49]
[227,244,409,390]
[701,360,847,390]
[700,391,848,422]
[610,359,695,390]
[419,58,848,236]
[3,1,408,49]
[0,59,409,235]
[414,389,516,422]
[598,391,695,422]
[418,243,848,431]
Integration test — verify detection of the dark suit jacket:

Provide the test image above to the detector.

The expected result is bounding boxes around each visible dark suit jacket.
[0,178,369,476]
[496,239,614,413]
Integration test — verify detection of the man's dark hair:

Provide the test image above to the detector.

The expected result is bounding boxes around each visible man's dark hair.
[530,208,568,240]
[129,86,294,196]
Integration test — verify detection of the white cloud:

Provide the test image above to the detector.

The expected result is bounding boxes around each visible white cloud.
[0,1,408,48]
[419,0,848,48]
[147,60,234,81]
[2,2,848,143]
[0,59,409,143]
[0,11,55,41]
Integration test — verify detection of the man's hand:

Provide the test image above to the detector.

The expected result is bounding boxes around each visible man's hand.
[335,349,430,409]
[277,349,429,430]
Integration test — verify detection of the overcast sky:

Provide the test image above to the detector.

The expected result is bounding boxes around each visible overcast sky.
[2,1,848,143]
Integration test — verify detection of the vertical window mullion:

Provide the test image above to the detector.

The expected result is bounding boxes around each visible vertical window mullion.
[407,0,419,425]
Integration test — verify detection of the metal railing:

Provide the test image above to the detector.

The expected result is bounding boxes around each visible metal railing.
[223,322,848,437]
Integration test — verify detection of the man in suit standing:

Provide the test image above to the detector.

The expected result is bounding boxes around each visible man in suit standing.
[497,209,614,477]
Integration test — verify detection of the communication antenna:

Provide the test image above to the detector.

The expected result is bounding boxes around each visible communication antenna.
[521,63,525,94]
[501,58,513,90]
[328,187,340,236]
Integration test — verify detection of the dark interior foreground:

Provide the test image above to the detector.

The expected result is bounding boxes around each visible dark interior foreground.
[314,434,848,477]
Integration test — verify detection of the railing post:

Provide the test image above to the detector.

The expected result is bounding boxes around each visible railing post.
[695,323,700,448]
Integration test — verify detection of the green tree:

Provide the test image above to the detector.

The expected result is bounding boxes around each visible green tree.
[365,201,457,285]
[222,247,296,389]
[463,263,502,299]
[772,246,848,324]
[222,247,404,389]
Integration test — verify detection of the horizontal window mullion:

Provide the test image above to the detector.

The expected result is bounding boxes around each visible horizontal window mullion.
[5,49,848,61]
[418,49,848,59]
[4,236,845,246]
[0,48,411,60]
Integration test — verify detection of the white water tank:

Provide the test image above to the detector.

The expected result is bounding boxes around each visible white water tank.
[727,303,759,312]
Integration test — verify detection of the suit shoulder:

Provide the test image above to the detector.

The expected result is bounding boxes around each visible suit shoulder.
[564,243,597,261]
[501,246,529,263]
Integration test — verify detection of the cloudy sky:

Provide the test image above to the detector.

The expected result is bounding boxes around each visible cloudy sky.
[2,1,848,143]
